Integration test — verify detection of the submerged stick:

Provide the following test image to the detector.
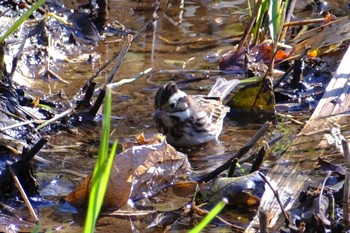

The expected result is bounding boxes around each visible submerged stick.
[199,122,270,182]
[0,139,46,222]
[105,34,133,85]
[239,134,283,164]
[249,146,266,173]
[227,158,238,177]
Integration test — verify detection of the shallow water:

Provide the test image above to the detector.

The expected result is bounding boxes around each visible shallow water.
[36,0,252,179]
[33,1,255,231]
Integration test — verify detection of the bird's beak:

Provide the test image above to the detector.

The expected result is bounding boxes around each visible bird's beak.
[175,100,188,112]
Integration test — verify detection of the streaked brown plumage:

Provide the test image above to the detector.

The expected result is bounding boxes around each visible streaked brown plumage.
[154,78,239,147]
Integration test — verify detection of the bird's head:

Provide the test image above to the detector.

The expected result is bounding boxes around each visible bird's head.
[154,82,190,121]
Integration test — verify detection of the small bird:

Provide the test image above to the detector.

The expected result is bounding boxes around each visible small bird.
[154,78,240,147]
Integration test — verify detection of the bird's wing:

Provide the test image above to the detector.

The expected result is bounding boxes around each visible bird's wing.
[191,96,229,125]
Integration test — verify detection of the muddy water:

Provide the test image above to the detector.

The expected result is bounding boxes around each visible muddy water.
[1,0,338,231]
[38,1,252,178]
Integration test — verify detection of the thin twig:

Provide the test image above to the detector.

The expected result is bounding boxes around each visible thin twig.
[0,201,19,218]
[154,69,245,76]
[283,18,325,27]
[0,108,26,122]
[319,171,331,198]
[318,171,331,210]
[33,155,50,164]
[258,172,290,226]
[192,202,245,231]
[280,0,297,41]
[76,18,156,116]
[81,18,159,92]
[47,68,70,84]
[277,113,305,125]
[35,109,73,130]
[59,169,88,178]
[8,164,38,221]
[108,68,152,89]
[105,34,133,85]
[88,34,134,116]
[4,144,21,155]
[0,120,36,132]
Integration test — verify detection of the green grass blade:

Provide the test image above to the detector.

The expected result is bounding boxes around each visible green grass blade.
[252,0,269,44]
[268,0,284,42]
[0,0,47,43]
[84,87,117,233]
[238,76,261,84]
[247,0,252,17]
[97,87,112,166]
[189,198,228,233]
[98,140,117,204]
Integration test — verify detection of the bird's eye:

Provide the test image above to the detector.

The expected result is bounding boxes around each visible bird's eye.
[169,103,175,109]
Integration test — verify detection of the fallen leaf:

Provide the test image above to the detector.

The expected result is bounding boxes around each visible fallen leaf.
[66,136,191,209]
[226,77,276,123]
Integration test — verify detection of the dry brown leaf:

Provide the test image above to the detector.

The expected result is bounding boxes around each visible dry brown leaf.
[135,133,146,144]
[65,175,91,205]
[66,136,191,209]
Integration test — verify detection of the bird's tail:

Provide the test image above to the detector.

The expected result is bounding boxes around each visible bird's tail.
[208,78,240,101]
